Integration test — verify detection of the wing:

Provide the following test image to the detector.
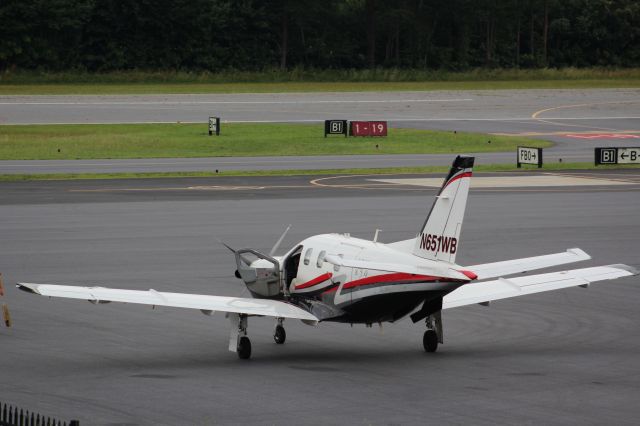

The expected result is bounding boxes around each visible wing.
[443,264,637,309]
[17,283,318,321]
[465,248,591,280]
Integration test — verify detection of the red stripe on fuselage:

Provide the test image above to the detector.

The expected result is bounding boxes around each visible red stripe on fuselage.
[295,272,333,290]
[342,272,442,290]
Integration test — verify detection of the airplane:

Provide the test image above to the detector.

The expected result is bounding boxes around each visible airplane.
[17,156,637,359]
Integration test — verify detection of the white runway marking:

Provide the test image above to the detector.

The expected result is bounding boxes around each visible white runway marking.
[0,98,472,106]
[370,175,634,188]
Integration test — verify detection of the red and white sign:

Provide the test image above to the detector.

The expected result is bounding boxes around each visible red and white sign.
[564,133,640,140]
[369,121,388,136]
[350,121,388,137]
[351,121,371,136]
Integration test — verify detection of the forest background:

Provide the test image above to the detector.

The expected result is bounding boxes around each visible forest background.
[1,0,638,76]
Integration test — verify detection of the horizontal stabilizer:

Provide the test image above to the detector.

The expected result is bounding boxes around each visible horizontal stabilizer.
[466,248,591,280]
[17,283,318,321]
[443,264,638,309]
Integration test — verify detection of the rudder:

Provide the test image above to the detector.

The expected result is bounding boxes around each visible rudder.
[413,156,474,264]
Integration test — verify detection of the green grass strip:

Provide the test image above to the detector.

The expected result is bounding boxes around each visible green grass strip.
[1,163,637,182]
[0,123,550,160]
[2,68,640,95]
[1,79,639,95]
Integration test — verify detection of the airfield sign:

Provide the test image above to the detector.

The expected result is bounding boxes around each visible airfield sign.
[517,146,543,168]
[618,148,640,164]
[324,120,348,137]
[595,147,640,165]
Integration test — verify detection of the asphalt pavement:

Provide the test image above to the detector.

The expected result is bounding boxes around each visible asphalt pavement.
[1,171,639,425]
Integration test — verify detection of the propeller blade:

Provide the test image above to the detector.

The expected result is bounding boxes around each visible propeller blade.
[217,239,251,264]
[269,224,291,257]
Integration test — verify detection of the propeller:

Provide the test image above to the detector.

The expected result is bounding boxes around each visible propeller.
[269,224,291,256]
[216,238,251,265]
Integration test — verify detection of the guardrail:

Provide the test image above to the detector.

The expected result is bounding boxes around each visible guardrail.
[0,401,79,426]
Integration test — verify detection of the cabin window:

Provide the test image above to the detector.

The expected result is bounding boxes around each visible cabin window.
[316,251,326,268]
[303,248,313,265]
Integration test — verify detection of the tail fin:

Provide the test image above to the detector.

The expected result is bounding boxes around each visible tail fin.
[413,156,474,264]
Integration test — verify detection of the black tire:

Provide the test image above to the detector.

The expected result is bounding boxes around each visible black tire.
[237,336,252,359]
[423,330,438,353]
[274,325,286,344]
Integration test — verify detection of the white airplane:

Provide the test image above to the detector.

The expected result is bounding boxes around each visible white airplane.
[18,156,637,359]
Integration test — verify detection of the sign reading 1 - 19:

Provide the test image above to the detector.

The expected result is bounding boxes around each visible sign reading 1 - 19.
[517,146,543,168]
[350,121,388,137]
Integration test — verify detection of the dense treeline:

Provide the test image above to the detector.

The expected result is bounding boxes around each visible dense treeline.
[1,0,638,72]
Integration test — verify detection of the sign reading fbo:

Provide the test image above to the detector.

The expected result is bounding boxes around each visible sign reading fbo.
[517,146,543,168]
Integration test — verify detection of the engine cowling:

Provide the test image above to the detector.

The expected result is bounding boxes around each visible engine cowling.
[234,248,282,298]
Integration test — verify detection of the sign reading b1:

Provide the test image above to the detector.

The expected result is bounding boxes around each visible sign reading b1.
[517,146,543,168]
[324,120,348,137]
[595,147,640,165]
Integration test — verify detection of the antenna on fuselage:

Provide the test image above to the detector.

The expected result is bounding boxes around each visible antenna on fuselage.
[373,229,382,243]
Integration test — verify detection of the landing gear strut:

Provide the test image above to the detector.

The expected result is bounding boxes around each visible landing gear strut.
[274,318,286,344]
[229,313,252,359]
[423,312,443,353]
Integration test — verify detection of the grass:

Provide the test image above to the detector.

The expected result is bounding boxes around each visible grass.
[1,68,639,95]
[1,163,638,182]
[0,123,551,160]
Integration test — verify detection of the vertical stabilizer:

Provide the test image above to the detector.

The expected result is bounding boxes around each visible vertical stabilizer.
[413,156,474,263]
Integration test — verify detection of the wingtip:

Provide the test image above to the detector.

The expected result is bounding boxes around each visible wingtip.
[567,248,591,260]
[608,264,639,276]
[16,283,40,294]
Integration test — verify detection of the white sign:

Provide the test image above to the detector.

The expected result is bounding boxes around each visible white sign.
[517,146,542,167]
[617,148,640,164]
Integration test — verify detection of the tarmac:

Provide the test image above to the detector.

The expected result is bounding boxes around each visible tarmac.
[1,170,639,425]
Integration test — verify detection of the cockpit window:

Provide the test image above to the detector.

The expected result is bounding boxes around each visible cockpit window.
[316,250,326,268]
[303,248,313,265]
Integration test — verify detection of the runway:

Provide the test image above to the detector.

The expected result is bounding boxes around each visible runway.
[1,170,639,425]
[1,88,640,173]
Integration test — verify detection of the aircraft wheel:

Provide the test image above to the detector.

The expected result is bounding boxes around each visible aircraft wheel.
[423,330,438,353]
[274,325,286,344]
[237,336,252,360]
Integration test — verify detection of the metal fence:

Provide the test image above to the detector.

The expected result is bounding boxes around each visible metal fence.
[0,401,78,426]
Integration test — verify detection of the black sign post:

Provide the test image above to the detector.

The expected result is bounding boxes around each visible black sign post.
[324,120,348,137]
[209,116,220,136]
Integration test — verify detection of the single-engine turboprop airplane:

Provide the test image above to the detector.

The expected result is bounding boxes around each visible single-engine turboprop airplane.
[18,156,637,359]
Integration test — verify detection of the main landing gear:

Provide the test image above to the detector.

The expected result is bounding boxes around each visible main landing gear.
[274,318,286,344]
[423,312,443,353]
[229,314,252,359]
[229,315,288,360]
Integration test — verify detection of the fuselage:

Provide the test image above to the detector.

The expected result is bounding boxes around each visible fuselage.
[266,233,472,324]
